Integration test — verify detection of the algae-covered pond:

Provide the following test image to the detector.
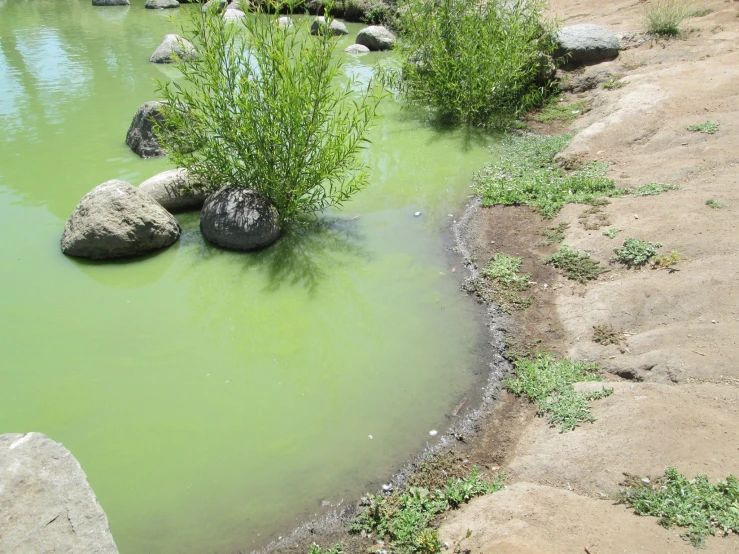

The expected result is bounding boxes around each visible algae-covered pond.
[0,1,494,552]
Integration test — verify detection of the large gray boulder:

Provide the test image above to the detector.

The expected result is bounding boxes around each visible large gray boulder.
[150,34,197,64]
[201,0,227,13]
[92,0,129,5]
[0,433,118,553]
[126,101,166,158]
[310,17,349,36]
[145,0,180,8]
[200,187,281,250]
[61,180,181,259]
[139,168,208,212]
[223,8,245,21]
[355,25,395,51]
[556,24,620,63]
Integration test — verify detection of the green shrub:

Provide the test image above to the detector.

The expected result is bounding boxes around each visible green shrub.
[644,0,691,37]
[474,134,620,218]
[506,353,612,431]
[479,253,532,311]
[620,467,739,548]
[545,245,603,283]
[706,199,726,209]
[351,468,502,553]
[614,238,662,267]
[387,0,558,126]
[155,2,383,223]
[602,228,622,239]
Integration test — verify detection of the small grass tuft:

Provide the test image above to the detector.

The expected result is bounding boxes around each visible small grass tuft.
[533,100,591,123]
[602,78,626,90]
[540,222,569,245]
[652,250,682,270]
[691,8,713,17]
[308,544,343,554]
[351,468,503,553]
[603,228,623,239]
[706,199,726,209]
[644,0,692,37]
[614,238,662,268]
[480,253,532,312]
[619,467,739,548]
[579,205,611,230]
[630,183,680,196]
[687,120,720,134]
[474,134,620,219]
[546,245,603,283]
[593,323,626,345]
[506,353,613,432]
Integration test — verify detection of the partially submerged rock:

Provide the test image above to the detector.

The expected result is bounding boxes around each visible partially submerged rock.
[92,0,129,5]
[145,0,179,8]
[139,168,208,212]
[310,17,349,36]
[149,34,197,64]
[0,433,118,553]
[201,0,227,13]
[355,25,395,51]
[61,180,181,260]
[345,43,370,55]
[223,8,245,21]
[125,100,166,158]
[200,187,281,251]
[556,24,620,64]
[277,16,293,27]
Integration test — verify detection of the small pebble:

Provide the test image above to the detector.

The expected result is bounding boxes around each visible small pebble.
[429,429,438,436]
[414,211,422,217]
[382,484,393,492]
[634,214,639,219]
[368,434,373,439]
[712,320,717,324]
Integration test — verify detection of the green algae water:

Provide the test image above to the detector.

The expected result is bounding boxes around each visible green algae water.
[0,2,493,552]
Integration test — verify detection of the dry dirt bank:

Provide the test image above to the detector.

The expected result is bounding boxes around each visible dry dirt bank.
[438,0,739,552]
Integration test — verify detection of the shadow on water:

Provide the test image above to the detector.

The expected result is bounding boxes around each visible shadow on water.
[180,213,369,296]
[70,246,176,289]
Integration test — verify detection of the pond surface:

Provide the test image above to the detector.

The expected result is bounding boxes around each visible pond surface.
[0,2,494,552]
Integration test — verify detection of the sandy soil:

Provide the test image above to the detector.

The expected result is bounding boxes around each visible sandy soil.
[437,0,739,551]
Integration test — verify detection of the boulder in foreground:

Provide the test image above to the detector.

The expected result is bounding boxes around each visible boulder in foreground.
[150,34,197,64]
[125,100,166,158]
[355,25,395,51]
[61,180,181,259]
[139,168,207,212]
[200,187,281,251]
[556,24,620,63]
[0,433,118,553]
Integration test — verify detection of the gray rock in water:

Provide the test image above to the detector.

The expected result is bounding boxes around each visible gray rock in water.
[150,34,197,64]
[355,25,395,51]
[345,43,370,55]
[139,168,208,212]
[200,187,281,251]
[201,0,227,13]
[145,0,179,8]
[92,0,129,5]
[61,180,181,259]
[126,101,166,158]
[277,16,294,27]
[0,433,118,553]
[556,24,620,63]
[223,8,245,20]
[310,17,349,36]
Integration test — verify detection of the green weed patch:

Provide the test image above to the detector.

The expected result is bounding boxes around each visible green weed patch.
[479,253,532,311]
[546,245,603,283]
[620,467,739,548]
[474,134,620,219]
[506,353,612,431]
[614,238,662,267]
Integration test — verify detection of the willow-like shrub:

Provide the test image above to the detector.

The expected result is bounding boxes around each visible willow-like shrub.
[156,3,382,222]
[389,0,557,126]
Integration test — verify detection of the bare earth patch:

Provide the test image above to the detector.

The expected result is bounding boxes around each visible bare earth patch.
[439,0,739,551]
